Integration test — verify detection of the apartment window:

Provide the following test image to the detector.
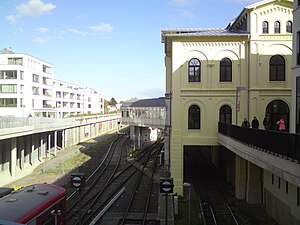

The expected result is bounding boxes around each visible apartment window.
[285,181,288,194]
[272,174,274,184]
[219,105,232,124]
[278,177,281,189]
[269,55,285,81]
[0,84,17,93]
[0,98,17,107]
[188,105,200,129]
[8,58,23,65]
[0,70,17,79]
[220,58,232,82]
[32,87,39,95]
[274,21,280,33]
[32,74,39,83]
[286,21,292,33]
[188,58,201,82]
[262,21,269,34]
[298,0,300,6]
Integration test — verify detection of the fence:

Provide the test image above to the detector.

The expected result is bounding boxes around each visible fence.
[218,122,300,163]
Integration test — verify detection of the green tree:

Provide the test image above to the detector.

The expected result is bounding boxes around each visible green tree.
[109,97,118,106]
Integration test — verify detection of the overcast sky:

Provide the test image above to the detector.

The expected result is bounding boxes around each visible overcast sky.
[1,0,259,102]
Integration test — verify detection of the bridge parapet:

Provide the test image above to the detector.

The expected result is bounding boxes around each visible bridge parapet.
[0,114,121,140]
[218,122,300,188]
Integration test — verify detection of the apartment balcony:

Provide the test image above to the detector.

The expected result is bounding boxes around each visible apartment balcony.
[43,92,52,98]
[42,65,52,75]
[42,77,52,86]
[43,104,52,108]
[0,104,17,107]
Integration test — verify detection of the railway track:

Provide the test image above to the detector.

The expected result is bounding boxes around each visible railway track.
[66,133,129,225]
[66,133,162,225]
[186,148,240,225]
[185,148,277,225]
[118,140,162,225]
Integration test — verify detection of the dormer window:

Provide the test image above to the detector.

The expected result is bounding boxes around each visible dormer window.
[262,21,269,34]
[274,21,280,34]
[286,21,292,33]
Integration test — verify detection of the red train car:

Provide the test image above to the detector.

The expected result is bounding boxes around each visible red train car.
[0,183,66,225]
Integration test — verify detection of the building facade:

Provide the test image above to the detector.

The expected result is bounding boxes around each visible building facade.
[292,0,300,132]
[0,49,104,118]
[161,0,293,194]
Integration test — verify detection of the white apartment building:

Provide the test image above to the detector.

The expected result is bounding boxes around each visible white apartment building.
[0,48,104,118]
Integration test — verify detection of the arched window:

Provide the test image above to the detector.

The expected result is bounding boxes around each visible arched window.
[188,58,200,82]
[270,55,285,81]
[286,21,292,33]
[219,105,232,124]
[262,21,269,34]
[220,58,232,82]
[188,105,200,129]
[265,100,289,131]
[274,21,281,33]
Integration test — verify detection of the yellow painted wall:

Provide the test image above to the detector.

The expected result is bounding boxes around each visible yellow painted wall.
[264,170,300,225]
[163,0,293,194]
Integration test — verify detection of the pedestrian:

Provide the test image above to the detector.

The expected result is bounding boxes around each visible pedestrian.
[277,118,286,132]
[251,116,259,129]
[263,114,271,130]
[241,118,250,128]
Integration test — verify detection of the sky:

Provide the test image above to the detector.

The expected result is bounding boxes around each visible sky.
[0,0,260,102]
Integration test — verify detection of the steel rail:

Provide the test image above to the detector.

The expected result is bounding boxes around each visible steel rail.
[81,139,163,224]
[66,134,128,224]
[119,142,162,225]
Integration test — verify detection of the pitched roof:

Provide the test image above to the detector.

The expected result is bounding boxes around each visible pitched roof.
[122,97,166,108]
[245,0,293,9]
[161,28,249,42]
[227,0,293,30]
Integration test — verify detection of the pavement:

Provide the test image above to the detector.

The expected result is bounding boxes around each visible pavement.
[4,131,118,188]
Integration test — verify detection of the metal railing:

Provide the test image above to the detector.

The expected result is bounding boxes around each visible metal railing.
[218,122,300,163]
[0,114,121,130]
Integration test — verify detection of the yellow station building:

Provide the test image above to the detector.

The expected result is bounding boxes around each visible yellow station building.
[161,0,293,195]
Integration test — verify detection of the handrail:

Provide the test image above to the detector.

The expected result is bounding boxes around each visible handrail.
[218,122,300,163]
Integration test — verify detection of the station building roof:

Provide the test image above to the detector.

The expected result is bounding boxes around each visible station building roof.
[122,97,166,108]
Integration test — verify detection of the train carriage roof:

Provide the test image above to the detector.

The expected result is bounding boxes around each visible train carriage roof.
[0,220,24,225]
[0,184,66,223]
[0,187,14,199]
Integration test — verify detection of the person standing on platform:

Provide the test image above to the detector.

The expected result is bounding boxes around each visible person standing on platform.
[277,118,286,132]
[263,114,271,130]
[251,116,259,129]
[242,118,250,128]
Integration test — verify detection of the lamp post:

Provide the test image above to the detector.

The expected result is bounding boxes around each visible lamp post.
[235,86,246,125]
[183,182,191,225]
